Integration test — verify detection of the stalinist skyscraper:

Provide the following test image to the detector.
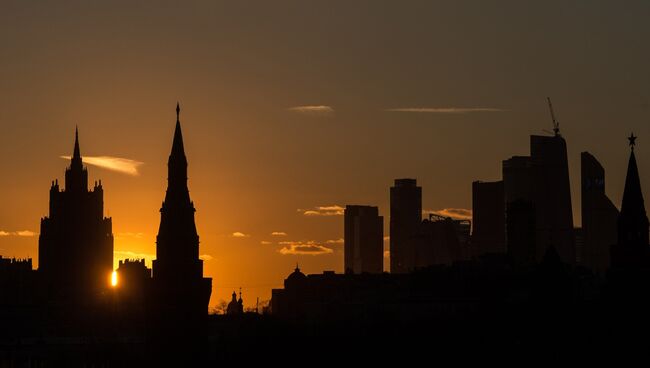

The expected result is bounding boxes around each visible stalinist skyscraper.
[152,104,212,320]
[38,128,114,301]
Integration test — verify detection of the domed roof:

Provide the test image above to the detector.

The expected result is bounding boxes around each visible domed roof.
[287,265,306,282]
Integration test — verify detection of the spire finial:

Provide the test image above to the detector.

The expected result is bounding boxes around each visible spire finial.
[295,263,300,272]
[629,132,637,150]
[72,126,81,163]
[176,102,180,122]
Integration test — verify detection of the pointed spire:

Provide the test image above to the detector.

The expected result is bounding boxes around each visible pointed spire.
[170,103,186,160]
[621,137,646,218]
[71,126,83,170]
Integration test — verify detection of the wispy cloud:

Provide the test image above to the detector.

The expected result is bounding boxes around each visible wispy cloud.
[325,238,344,245]
[231,232,251,238]
[278,241,334,256]
[60,156,143,176]
[200,254,214,261]
[271,232,287,236]
[386,107,505,114]
[0,230,37,237]
[424,208,473,220]
[260,241,273,245]
[288,105,334,115]
[299,205,345,216]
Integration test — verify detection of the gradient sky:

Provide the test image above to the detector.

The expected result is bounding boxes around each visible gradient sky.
[1,0,649,307]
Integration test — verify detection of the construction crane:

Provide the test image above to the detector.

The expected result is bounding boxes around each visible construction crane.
[547,97,560,137]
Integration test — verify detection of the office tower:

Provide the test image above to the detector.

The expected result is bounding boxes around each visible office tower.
[38,128,114,300]
[344,205,383,274]
[503,156,535,266]
[472,180,505,256]
[530,134,576,265]
[390,179,422,273]
[612,134,649,268]
[581,152,618,272]
[152,104,212,318]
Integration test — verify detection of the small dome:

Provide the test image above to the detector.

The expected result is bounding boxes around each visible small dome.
[287,265,306,282]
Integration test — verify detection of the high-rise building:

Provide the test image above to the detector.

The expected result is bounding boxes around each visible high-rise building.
[502,134,576,266]
[344,205,383,274]
[612,134,649,268]
[472,180,505,256]
[152,104,212,319]
[390,179,422,273]
[530,135,575,265]
[581,152,618,272]
[38,128,114,300]
[503,156,534,267]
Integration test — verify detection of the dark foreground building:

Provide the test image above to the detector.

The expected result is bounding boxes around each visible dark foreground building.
[390,178,422,273]
[38,128,114,302]
[581,152,618,272]
[151,104,212,333]
[472,180,505,256]
[344,205,383,274]
[611,134,649,268]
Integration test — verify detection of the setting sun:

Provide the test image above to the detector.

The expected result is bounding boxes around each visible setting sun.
[111,271,118,287]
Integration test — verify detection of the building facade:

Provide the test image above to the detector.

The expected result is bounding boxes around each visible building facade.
[390,179,422,273]
[344,205,383,274]
[38,128,114,301]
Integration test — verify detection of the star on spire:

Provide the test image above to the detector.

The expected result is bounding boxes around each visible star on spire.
[629,132,637,150]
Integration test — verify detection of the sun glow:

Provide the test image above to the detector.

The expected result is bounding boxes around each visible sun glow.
[111,271,118,287]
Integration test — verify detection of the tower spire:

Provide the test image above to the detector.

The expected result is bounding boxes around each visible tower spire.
[71,125,82,169]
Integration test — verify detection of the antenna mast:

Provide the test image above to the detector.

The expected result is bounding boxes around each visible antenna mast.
[547,97,560,137]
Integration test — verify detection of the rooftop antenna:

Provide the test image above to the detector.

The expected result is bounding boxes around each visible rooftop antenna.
[547,97,560,137]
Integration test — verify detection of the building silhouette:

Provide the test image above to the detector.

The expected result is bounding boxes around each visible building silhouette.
[152,104,212,322]
[344,205,383,274]
[580,152,618,272]
[530,134,575,265]
[38,128,114,301]
[412,215,466,266]
[472,180,505,256]
[390,179,422,273]
[115,259,151,314]
[612,134,649,268]
[502,135,575,266]
[226,290,244,315]
[503,156,535,267]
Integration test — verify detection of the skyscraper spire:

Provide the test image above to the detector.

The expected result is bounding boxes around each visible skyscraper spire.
[71,125,82,170]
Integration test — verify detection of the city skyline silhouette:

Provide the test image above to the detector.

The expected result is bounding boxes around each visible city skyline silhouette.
[2,1,650,364]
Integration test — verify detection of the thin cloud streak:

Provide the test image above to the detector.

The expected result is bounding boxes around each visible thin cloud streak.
[278,241,334,256]
[231,232,251,238]
[60,156,143,176]
[0,230,37,237]
[386,107,506,114]
[288,105,334,115]
[300,205,345,216]
[271,232,287,236]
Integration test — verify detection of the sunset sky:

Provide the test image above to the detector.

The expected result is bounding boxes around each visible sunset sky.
[1,1,649,307]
